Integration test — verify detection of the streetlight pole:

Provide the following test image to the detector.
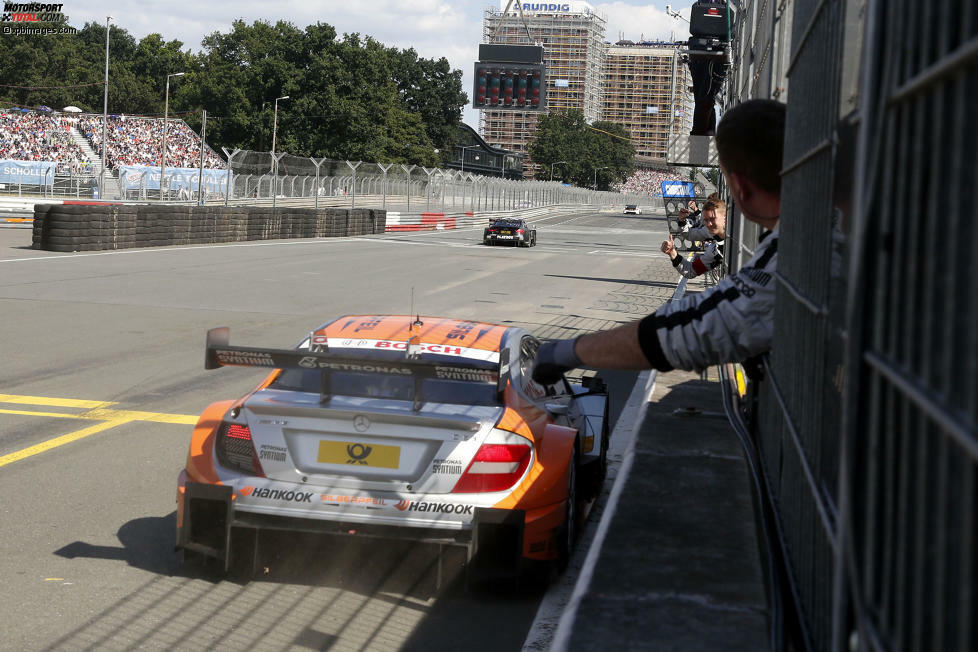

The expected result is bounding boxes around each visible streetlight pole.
[161,71,185,201]
[271,95,289,169]
[550,160,567,182]
[271,95,289,207]
[99,15,112,200]
[459,144,480,174]
[593,166,608,190]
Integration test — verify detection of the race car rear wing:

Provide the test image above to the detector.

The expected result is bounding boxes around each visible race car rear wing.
[204,327,510,406]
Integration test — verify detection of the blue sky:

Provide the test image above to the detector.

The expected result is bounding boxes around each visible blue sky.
[70,1,693,126]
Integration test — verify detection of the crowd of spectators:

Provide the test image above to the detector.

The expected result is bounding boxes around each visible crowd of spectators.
[614,168,687,196]
[0,110,91,174]
[77,115,225,171]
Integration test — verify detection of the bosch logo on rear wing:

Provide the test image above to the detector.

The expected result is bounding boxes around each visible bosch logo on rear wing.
[204,327,510,404]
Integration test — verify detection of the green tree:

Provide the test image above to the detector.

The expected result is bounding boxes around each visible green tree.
[0,17,466,166]
[529,110,634,188]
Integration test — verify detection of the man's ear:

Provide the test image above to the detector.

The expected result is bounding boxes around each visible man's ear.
[726,170,752,206]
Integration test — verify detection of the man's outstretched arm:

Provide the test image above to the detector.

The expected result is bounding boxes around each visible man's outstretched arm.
[532,320,673,385]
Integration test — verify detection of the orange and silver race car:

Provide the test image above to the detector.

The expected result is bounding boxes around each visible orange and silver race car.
[176,315,609,580]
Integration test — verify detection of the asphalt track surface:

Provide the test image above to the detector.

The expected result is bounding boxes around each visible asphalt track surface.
[0,206,673,651]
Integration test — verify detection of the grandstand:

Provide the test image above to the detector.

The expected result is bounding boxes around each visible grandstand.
[77,115,225,171]
[0,108,224,198]
[0,110,91,175]
[613,167,687,196]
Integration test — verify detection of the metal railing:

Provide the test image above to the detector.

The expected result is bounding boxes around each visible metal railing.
[0,169,99,199]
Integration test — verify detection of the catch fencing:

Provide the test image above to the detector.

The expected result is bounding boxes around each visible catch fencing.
[724,0,978,651]
[0,148,656,209]
[218,149,643,211]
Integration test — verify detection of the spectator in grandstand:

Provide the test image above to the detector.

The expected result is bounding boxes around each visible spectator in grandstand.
[531,99,784,380]
[614,168,687,196]
[0,110,87,169]
[77,115,224,171]
[661,198,726,279]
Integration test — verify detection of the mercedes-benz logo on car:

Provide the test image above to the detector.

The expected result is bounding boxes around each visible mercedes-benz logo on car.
[353,415,370,432]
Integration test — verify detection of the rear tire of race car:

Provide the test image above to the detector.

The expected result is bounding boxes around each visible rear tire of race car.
[556,445,579,574]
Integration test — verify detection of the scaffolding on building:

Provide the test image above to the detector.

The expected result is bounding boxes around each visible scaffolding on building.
[479,5,607,178]
[603,42,693,164]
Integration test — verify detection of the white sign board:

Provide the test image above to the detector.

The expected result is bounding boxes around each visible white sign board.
[500,1,596,14]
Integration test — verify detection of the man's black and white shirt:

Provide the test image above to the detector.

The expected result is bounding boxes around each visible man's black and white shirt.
[640,227,778,371]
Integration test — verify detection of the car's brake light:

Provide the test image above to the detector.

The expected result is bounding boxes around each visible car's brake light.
[452,443,531,493]
[216,421,266,477]
[517,229,525,234]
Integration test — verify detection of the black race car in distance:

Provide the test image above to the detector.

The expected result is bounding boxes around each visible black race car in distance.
[484,219,537,247]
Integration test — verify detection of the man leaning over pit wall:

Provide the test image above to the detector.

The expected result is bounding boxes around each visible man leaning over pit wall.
[662,197,727,279]
[531,99,785,380]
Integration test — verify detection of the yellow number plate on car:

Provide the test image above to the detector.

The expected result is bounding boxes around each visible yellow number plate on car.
[317,441,401,469]
[501,230,511,234]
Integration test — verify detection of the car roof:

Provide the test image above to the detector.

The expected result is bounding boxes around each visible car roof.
[314,315,511,351]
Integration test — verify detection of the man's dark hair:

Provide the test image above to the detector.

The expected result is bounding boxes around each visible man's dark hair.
[714,99,786,195]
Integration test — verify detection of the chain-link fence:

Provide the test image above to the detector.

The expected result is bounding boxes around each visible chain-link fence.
[2,147,655,210]
[209,149,645,211]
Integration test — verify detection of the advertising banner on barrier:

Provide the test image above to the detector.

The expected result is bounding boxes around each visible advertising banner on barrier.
[0,160,56,186]
[119,165,230,193]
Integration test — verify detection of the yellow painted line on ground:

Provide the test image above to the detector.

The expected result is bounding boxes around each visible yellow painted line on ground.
[79,407,198,425]
[0,418,133,468]
[0,394,199,468]
[0,408,89,419]
[0,394,117,409]
[0,407,197,425]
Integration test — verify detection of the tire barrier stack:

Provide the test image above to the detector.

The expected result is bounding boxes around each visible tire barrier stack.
[31,204,386,252]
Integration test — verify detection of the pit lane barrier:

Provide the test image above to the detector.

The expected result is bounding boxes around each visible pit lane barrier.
[31,203,387,251]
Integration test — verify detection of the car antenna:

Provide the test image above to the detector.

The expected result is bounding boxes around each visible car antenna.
[410,287,423,328]
[407,287,422,358]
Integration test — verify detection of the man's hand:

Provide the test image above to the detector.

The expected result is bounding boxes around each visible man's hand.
[677,207,690,225]
[532,339,582,386]
[660,234,677,258]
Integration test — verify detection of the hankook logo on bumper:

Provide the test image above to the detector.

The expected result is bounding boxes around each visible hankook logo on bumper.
[239,486,314,502]
[393,500,473,514]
